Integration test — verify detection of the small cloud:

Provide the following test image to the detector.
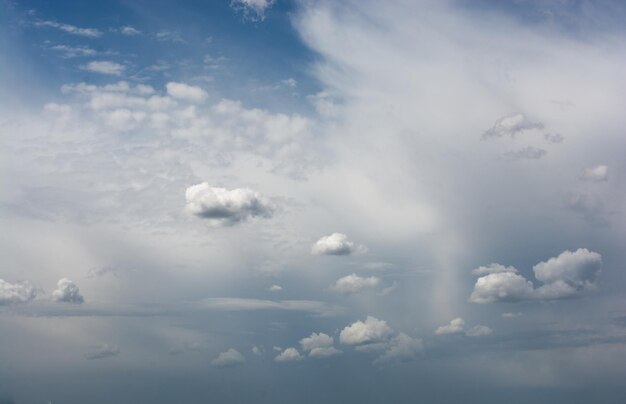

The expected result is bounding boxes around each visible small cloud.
[251,346,264,355]
[184,183,274,226]
[501,312,522,318]
[465,325,493,337]
[85,344,120,360]
[0,279,37,305]
[544,133,564,143]
[281,78,297,88]
[119,26,141,35]
[435,318,465,335]
[52,278,84,304]
[230,0,275,21]
[267,284,283,292]
[378,281,398,296]
[501,146,547,161]
[34,20,102,37]
[580,165,609,182]
[274,347,303,362]
[329,273,380,294]
[340,316,394,346]
[374,333,423,365]
[82,61,125,76]
[166,82,208,103]
[482,113,544,139]
[211,348,245,368]
[49,44,97,58]
[155,30,185,43]
[311,233,366,256]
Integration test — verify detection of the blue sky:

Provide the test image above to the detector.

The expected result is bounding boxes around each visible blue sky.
[1,1,626,403]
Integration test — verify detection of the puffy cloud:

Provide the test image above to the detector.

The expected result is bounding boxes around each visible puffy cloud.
[434,318,465,335]
[470,249,602,303]
[34,20,102,37]
[465,325,493,337]
[51,278,84,304]
[472,263,518,276]
[119,26,141,36]
[85,344,120,360]
[211,348,245,368]
[580,165,609,182]
[83,61,125,76]
[469,272,535,303]
[311,233,366,256]
[267,284,283,292]
[231,0,275,21]
[274,347,303,362]
[373,333,423,365]
[482,113,544,139]
[299,332,342,358]
[533,248,602,291]
[329,273,380,294]
[184,183,274,226]
[308,346,342,358]
[49,44,97,58]
[0,279,37,305]
[166,82,208,102]
[339,316,394,345]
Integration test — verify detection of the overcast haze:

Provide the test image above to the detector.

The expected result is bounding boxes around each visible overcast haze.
[1,0,626,403]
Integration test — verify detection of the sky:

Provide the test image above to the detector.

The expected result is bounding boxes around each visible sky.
[0,0,625,403]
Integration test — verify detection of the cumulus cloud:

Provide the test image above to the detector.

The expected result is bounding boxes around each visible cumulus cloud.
[299,332,341,358]
[580,165,609,182]
[83,61,125,76]
[465,325,493,337]
[211,348,245,368]
[470,249,602,303]
[230,0,275,21]
[34,20,102,37]
[267,284,283,292]
[85,344,120,359]
[329,273,380,294]
[435,318,465,335]
[373,333,423,365]
[482,113,544,139]
[119,26,141,36]
[472,263,518,276]
[166,82,208,102]
[274,347,303,362]
[340,316,394,346]
[184,183,274,226]
[0,279,37,305]
[51,278,84,303]
[311,233,366,256]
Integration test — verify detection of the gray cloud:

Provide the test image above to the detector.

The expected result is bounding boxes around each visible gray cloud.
[501,146,547,161]
[482,113,544,139]
[85,343,120,360]
[580,165,609,182]
[185,183,274,226]
[211,348,245,368]
[0,279,37,305]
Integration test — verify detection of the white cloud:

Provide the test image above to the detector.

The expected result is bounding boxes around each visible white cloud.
[469,271,535,303]
[274,347,303,362]
[580,165,609,182]
[482,113,544,139]
[329,273,380,294]
[85,344,120,359]
[470,249,602,303]
[119,26,141,35]
[501,312,522,318]
[0,279,37,305]
[311,233,366,256]
[339,316,394,345]
[231,0,275,21]
[300,332,334,351]
[52,278,84,304]
[83,61,125,76]
[472,263,518,276]
[308,346,342,358]
[435,318,465,335]
[267,284,283,292]
[184,183,274,226]
[533,248,602,291]
[49,44,97,58]
[166,82,208,102]
[465,325,493,337]
[211,348,245,368]
[35,20,102,37]
[374,333,423,365]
